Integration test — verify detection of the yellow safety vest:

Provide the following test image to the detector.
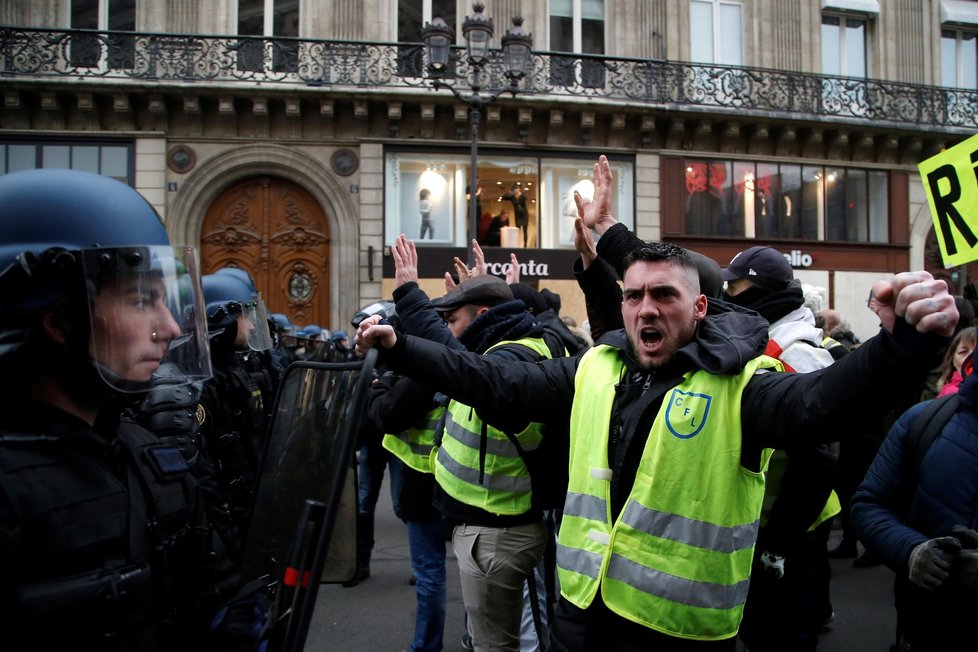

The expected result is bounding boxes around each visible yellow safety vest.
[382,405,445,474]
[558,344,782,641]
[432,336,555,516]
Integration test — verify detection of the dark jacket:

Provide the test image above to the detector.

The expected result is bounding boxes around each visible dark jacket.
[851,371,978,648]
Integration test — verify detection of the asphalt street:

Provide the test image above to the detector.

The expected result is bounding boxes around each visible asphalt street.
[306,469,897,652]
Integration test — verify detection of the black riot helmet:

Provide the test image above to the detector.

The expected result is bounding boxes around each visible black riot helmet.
[0,168,212,393]
[202,273,272,351]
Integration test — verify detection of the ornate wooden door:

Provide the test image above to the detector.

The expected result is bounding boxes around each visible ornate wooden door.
[201,176,330,328]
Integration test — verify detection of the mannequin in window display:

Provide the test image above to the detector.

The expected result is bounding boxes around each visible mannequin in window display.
[419,188,434,240]
[503,184,531,247]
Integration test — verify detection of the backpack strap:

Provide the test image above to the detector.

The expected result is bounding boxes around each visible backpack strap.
[907,394,960,490]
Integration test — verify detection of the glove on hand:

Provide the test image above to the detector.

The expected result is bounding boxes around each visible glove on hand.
[759,550,785,580]
[951,524,978,549]
[908,536,961,591]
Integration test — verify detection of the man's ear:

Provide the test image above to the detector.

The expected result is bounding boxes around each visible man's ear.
[41,312,70,345]
[694,294,709,321]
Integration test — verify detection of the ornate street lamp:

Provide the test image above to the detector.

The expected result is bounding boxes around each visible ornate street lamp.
[422,3,532,260]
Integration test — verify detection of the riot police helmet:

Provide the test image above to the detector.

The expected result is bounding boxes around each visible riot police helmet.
[351,300,400,330]
[0,168,212,393]
[201,273,273,351]
[270,313,293,334]
[214,266,259,299]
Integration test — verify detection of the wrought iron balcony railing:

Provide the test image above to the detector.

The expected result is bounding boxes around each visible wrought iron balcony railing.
[2,26,977,133]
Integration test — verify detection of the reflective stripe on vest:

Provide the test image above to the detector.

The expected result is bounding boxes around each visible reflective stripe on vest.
[432,336,552,516]
[557,344,781,641]
[382,406,444,474]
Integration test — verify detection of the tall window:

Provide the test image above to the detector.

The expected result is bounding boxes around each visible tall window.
[237,0,299,72]
[821,15,866,77]
[549,0,605,54]
[942,30,978,88]
[71,0,136,30]
[549,0,606,87]
[689,0,742,65]
[681,158,888,244]
[70,0,136,68]
[398,0,457,77]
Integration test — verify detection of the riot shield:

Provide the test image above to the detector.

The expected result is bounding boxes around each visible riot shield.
[241,350,377,652]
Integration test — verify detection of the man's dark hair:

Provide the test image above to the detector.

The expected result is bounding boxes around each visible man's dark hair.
[623,243,701,293]
[623,243,696,272]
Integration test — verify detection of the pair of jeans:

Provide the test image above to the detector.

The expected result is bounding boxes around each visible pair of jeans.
[407,515,449,651]
[519,559,549,652]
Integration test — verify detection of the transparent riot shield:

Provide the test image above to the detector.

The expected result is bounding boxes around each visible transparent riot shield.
[241,349,377,652]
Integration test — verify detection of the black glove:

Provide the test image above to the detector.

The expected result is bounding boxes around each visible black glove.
[908,536,961,591]
[951,524,978,548]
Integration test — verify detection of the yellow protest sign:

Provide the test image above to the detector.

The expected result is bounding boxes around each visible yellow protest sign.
[918,132,978,268]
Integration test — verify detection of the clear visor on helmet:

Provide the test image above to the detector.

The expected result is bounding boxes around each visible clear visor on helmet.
[82,245,213,393]
[238,296,273,351]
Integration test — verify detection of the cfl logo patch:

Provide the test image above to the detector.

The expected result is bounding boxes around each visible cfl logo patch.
[665,389,712,439]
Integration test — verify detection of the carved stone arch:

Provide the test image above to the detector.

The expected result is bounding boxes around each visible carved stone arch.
[168,144,359,332]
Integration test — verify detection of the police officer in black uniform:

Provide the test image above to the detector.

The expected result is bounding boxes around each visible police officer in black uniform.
[214,267,282,415]
[198,272,275,543]
[0,169,244,650]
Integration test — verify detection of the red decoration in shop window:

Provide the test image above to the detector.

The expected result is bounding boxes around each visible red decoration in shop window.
[757,175,772,196]
[708,163,727,192]
[686,162,708,195]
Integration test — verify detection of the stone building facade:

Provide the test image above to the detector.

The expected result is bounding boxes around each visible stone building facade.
[2,0,976,337]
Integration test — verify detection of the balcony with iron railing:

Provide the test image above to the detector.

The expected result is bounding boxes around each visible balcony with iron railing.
[2,26,977,134]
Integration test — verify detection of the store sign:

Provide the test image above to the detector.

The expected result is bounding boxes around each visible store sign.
[387,248,582,281]
[783,250,813,268]
[919,132,978,267]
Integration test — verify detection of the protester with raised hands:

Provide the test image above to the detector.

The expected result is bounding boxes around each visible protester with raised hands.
[357,165,957,650]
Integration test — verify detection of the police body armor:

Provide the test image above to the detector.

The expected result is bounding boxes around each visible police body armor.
[200,356,270,532]
[134,361,205,467]
[0,419,205,648]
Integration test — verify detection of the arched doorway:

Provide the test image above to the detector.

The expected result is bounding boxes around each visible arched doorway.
[201,176,331,328]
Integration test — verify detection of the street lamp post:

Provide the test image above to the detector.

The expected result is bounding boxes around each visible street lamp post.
[422,3,532,261]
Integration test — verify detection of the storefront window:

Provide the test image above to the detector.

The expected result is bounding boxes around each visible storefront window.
[385,151,633,249]
[682,157,888,243]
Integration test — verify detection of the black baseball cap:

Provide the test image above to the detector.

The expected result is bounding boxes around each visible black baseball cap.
[432,275,513,313]
[722,246,793,291]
